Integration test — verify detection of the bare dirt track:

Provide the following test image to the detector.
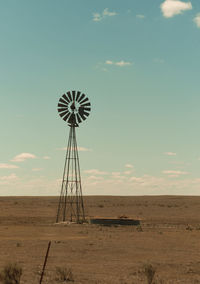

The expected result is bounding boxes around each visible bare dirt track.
[0,196,200,283]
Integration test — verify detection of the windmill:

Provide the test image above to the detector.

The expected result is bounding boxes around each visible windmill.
[56,90,91,223]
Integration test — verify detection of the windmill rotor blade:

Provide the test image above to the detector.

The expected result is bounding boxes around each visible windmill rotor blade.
[76,91,81,101]
[59,110,69,118]
[76,113,82,123]
[80,109,89,117]
[58,107,68,113]
[83,111,89,117]
[79,112,87,120]
[59,98,68,105]
[68,113,76,124]
[67,91,73,102]
[80,97,88,104]
[63,112,71,121]
[82,107,91,112]
[58,103,69,108]
[62,94,70,103]
[79,105,90,118]
[72,91,76,100]
[77,93,85,102]
[81,102,91,107]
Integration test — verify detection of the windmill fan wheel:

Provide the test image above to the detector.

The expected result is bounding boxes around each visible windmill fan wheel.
[57,91,91,126]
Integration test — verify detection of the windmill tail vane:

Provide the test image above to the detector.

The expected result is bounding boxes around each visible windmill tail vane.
[56,90,91,223]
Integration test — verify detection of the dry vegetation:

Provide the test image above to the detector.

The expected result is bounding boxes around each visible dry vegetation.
[0,196,200,283]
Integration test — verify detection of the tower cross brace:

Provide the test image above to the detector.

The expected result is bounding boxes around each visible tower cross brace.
[56,125,85,223]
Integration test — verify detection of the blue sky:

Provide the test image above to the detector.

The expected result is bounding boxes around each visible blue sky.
[1,0,200,195]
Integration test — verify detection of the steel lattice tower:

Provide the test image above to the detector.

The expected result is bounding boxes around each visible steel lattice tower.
[56,90,91,223]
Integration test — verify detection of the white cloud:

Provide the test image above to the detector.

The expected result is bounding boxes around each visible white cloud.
[105,60,113,65]
[103,8,117,17]
[136,14,145,19]
[105,60,132,67]
[129,176,144,183]
[0,173,18,185]
[160,0,192,18]
[111,172,126,180]
[32,168,43,172]
[125,163,134,168]
[87,175,104,181]
[78,147,92,152]
[116,61,131,67]
[43,156,51,160]
[111,171,121,176]
[84,169,108,175]
[0,163,19,169]
[124,171,132,175]
[11,153,37,162]
[193,13,200,28]
[164,152,177,156]
[93,8,117,22]
[1,169,200,196]
[93,13,101,22]
[162,170,188,177]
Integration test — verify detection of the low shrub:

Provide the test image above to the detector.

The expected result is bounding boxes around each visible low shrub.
[55,266,74,282]
[0,263,22,284]
[143,263,156,284]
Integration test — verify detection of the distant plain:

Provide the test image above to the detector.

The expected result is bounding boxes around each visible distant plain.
[0,196,200,283]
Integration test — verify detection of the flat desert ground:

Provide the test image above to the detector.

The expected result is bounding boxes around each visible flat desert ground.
[0,196,200,283]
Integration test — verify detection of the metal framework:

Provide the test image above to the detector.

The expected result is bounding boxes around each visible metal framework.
[56,125,85,223]
[56,90,91,223]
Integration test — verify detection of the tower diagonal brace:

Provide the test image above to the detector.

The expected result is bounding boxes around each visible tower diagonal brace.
[56,126,85,223]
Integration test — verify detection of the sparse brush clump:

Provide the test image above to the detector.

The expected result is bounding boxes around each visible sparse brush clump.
[137,225,143,232]
[55,266,74,282]
[143,263,156,284]
[0,263,22,284]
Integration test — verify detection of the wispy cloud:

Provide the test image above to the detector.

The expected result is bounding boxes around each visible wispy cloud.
[124,171,132,175]
[0,163,19,169]
[78,147,92,152]
[103,8,117,17]
[87,175,104,181]
[43,156,51,160]
[32,168,43,172]
[136,14,145,19]
[162,170,188,177]
[129,176,144,183]
[164,152,177,156]
[0,173,18,185]
[93,8,117,22]
[193,13,200,28]
[105,60,132,67]
[125,163,134,168]
[160,0,192,18]
[84,169,108,175]
[11,153,37,162]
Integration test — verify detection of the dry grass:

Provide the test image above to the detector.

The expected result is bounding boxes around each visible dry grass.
[0,196,200,283]
[143,264,156,284]
[55,266,74,282]
[0,263,22,284]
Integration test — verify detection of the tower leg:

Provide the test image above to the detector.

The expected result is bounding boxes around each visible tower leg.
[56,126,85,223]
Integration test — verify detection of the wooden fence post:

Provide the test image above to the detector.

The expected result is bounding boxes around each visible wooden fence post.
[39,241,51,284]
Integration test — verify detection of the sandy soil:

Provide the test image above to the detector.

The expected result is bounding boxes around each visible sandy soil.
[0,195,200,283]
